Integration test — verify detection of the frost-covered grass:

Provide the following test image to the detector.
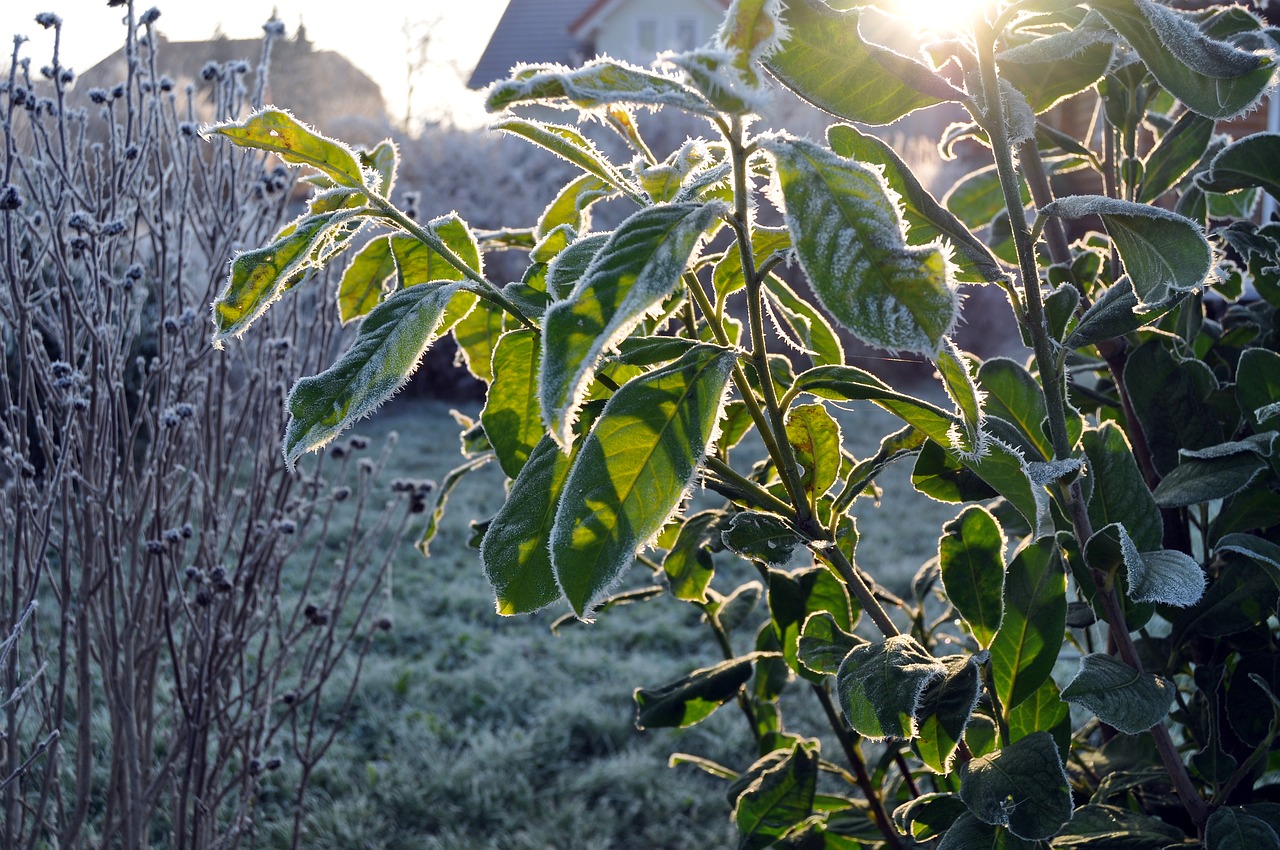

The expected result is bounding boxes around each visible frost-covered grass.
[254,395,956,848]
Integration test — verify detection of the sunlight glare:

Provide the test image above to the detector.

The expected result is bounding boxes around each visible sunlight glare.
[889,0,994,37]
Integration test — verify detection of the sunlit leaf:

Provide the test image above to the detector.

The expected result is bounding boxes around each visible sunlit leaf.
[939,506,1006,648]
[337,237,396,323]
[989,539,1066,713]
[734,741,820,850]
[481,329,543,478]
[915,654,982,773]
[206,108,367,188]
[487,58,714,115]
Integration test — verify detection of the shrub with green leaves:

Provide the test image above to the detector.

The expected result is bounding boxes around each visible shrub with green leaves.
[209,0,1280,846]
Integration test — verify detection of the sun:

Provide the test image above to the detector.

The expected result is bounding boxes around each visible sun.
[889,0,996,37]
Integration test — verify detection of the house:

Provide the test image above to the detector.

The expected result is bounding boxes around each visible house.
[468,0,730,89]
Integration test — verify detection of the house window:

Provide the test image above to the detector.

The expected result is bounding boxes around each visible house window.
[674,19,699,51]
[637,19,658,55]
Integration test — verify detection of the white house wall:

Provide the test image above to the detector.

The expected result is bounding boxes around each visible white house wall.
[591,0,724,65]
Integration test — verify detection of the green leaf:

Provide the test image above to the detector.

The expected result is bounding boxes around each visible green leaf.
[733,741,820,850]
[545,233,609,303]
[1153,436,1273,507]
[724,511,803,567]
[337,237,396,323]
[1124,340,1223,476]
[977,358,1053,461]
[1206,808,1280,850]
[537,173,614,238]
[791,365,1048,535]
[937,812,1037,850]
[1008,679,1071,756]
[391,215,481,287]
[1053,804,1185,850]
[1238,348,1280,430]
[492,116,632,194]
[997,23,1114,114]
[1039,195,1211,307]
[1062,276,1187,349]
[541,203,724,445]
[765,137,958,356]
[206,108,367,188]
[1061,653,1175,735]
[418,453,493,558]
[827,124,1003,283]
[768,565,855,679]
[481,330,543,479]
[1199,133,1280,204]
[713,226,791,301]
[893,794,969,843]
[1216,533,1280,584]
[798,612,865,677]
[452,301,505,383]
[1127,542,1206,607]
[214,209,363,340]
[551,344,736,616]
[662,510,724,603]
[912,439,1000,503]
[835,635,945,740]
[1173,561,1280,641]
[937,340,986,459]
[1082,424,1163,551]
[487,58,713,115]
[958,732,1073,841]
[989,539,1067,714]
[635,653,767,729]
[785,403,842,506]
[480,435,576,615]
[284,283,462,462]
[765,0,959,125]
[1139,110,1215,203]
[915,655,983,773]
[944,163,1029,231]
[762,273,846,367]
[1090,0,1275,120]
[939,506,1007,648]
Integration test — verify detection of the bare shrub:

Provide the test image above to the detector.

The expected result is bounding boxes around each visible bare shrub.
[0,8,412,849]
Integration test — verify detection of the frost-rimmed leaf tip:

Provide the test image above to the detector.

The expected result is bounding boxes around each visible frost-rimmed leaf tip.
[484,57,716,116]
[203,108,367,190]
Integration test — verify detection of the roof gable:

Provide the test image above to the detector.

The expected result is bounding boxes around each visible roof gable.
[467,0,597,89]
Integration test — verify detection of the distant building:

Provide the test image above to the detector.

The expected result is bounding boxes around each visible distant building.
[76,25,392,145]
[468,0,729,89]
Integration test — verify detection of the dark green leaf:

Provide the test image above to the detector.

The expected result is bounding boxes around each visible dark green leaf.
[1061,653,1175,734]
[1199,133,1280,203]
[912,439,1000,503]
[797,612,865,677]
[835,635,945,740]
[893,793,969,843]
[1053,803,1185,849]
[937,812,1037,850]
[939,506,1007,648]
[958,732,1073,840]
[989,539,1067,713]
[481,329,543,478]
[827,124,1003,283]
[765,137,958,355]
[208,108,367,188]
[545,233,609,302]
[285,283,462,462]
[768,565,855,679]
[1090,0,1276,119]
[1153,435,1273,508]
[978,358,1054,461]
[1205,808,1280,850]
[734,742,820,850]
[1173,561,1280,641]
[1039,195,1211,306]
[1139,110,1215,203]
[551,345,736,616]
[635,653,766,729]
[662,510,725,603]
[418,453,492,557]
[1123,340,1223,476]
[1238,348,1280,430]
[480,435,576,615]
[492,116,632,194]
[1063,276,1187,349]
[725,512,803,567]
[1082,424,1163,551]
[541,203,724,445]
[915,654,983,773]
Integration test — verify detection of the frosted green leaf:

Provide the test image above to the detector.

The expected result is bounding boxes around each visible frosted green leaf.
[206,108,367,188]
[541,203,725,446]
[486,58,714,115]
[989,539,1066,713]
[1206,808,1280,850]
[214,208,365,342]
[480,435,577,615]
[285,283,462,463]
[337,237,396,324]
[937,340,986,460]
[1153,435,1273,507]
[764,136,958,356]
[894,793,969,843]
[798,612,864,677]
[785,403,842,505]
[1139,111,1215,203]
[997,19,1115,113]
[935,813,1037,850]
[977,358,1054,462]
[391,214,481,287]
[1199,134,1280,203]
[1090,0,1276,120]
[835,634,945,740]
[1008,679,1070,756]
[939,506,1006,648]
[733,742,819,850]
[492,116,633,194]
[537,173,614,238]
[827,124,1003,283]
[723,512,802,567]
[1216,533,1280,583]
[545,233,609,302]
[551,345,736,617]
[360,139,397,196]
[1061,653,1175,735]
[1129,545,1206,608]
[634,653,764,729]
[915,654,983,773]
[765,0,960,125]
[1039,195,1211,307]
[481,330,543,479]
[1082,424,1163,551]
[958,732,1072,840]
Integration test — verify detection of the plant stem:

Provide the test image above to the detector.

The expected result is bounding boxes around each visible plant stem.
[813,543,900,638]
[979,24,1209,829]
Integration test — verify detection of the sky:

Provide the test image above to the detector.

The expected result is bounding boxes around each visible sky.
[4,0,509,127]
